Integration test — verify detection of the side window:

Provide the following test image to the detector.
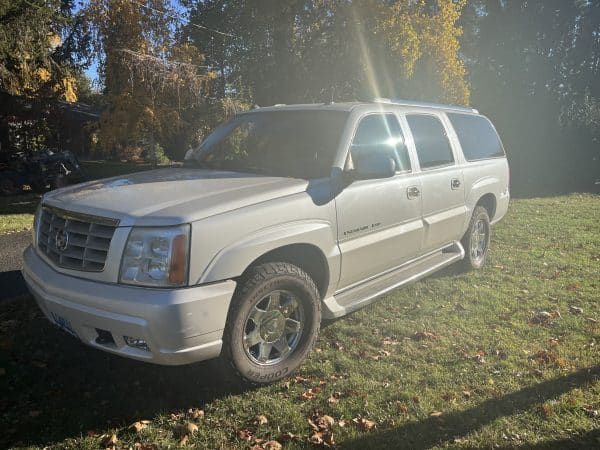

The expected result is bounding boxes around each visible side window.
[406,115,454,169]
[447,113,505,160]
[351,114,411,172]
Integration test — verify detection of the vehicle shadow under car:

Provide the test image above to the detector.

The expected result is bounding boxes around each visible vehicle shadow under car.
[0,296,250,448]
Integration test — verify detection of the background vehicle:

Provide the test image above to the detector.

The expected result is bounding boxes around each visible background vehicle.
[0,149,87,195]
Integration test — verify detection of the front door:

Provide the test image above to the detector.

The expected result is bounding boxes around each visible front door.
[335,113,423,290]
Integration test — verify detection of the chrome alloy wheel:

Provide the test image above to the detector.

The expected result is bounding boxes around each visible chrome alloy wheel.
[243,290,304,365]
[470,218,488,263]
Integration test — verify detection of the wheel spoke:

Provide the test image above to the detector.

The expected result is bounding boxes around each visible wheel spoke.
[248,304,266,323]
[266,291,281,311]
[273,335,291,356]
[257,342,274,362]
[244,328,262,348]
[281,298,299,318]
[285,318,301,334]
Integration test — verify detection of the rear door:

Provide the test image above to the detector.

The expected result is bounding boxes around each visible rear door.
[405,113,466,253]
[335,113,423,290]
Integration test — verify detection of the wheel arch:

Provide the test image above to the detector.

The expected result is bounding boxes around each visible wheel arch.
[245,243,330,298]
[196,221,339,298]
[475,193,497,221]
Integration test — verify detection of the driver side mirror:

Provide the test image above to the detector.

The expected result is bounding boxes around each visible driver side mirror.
[349,147,397,180]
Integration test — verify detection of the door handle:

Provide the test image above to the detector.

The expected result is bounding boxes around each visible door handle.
[451,178,461,189]
[407,186,420,199]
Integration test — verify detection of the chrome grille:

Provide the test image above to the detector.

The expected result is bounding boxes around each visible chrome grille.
[37,206,119,272]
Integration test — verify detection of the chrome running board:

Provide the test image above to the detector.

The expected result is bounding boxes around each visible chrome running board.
[322,242,464,319]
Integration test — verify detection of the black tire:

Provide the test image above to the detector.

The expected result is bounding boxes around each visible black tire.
[460,206,491,270]
[223,262,321,384]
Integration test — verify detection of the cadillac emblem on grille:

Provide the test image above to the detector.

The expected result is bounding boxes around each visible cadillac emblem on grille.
[55,229,69,252]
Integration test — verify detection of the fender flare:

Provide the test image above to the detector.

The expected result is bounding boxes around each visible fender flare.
[197,220,340,295]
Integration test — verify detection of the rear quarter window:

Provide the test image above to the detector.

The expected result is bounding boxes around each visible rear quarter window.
[447,113,505,161]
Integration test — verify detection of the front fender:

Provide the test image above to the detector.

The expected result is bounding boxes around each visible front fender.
[196,220,340,296]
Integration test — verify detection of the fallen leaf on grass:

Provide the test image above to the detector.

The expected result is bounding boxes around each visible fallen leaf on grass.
[327,392,341,404]
[131,420,150,432]
[309,431,335,446]
[237,429,253,441]
[184,422,198,435]
[101,433,118,447]
[398,403,409,414]
[382,337,400,346]
[279,431,299,441]
[309,414,335,431]
[188,408,204,420]
[263,440,283,450]
[179,434,189,446]
[540,403,553,418]
[353,417,377,431]
[254,414,268,425]
[532,350,568,367]
[547,338,560,347]
[413,331,438,341]
[429,411,443,417]
[301,386,321,400]
[530,310,561,325]
[462,390,472,399]
[583,406,599,418]
[569,305,584,314]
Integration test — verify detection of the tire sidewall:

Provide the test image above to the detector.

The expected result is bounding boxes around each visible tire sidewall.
[226,265,320,384]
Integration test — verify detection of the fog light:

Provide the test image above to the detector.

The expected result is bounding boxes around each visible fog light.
[124,336,150,351]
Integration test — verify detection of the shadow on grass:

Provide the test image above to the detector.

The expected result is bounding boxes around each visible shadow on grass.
[343,365,600,449]
[0,297,251,448]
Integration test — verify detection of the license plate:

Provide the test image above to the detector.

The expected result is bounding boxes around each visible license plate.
[50,311,78,338]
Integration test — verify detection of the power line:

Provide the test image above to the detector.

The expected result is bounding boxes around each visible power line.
[129,0,234,38]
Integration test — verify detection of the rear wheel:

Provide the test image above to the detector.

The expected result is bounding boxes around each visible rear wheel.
[460,206,491,270]
[223,262,321,384]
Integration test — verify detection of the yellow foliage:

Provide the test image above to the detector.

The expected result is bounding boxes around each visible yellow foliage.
[35,67,51,82]
[62,77,78,102]
[380,0,470,105]
[48,33,62,49]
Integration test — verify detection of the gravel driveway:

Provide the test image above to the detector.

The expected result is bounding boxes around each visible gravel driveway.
[0,230,31,301]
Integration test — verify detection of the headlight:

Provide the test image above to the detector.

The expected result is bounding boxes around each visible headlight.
[119,224,190,287]
[32,203,43,247]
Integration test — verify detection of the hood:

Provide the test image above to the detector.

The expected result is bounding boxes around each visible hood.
[43,168,310,226]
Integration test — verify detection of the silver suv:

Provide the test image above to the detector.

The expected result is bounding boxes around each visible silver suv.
[23,99,509,383]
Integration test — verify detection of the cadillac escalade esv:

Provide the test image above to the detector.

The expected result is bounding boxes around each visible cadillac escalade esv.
[23,99,510,383]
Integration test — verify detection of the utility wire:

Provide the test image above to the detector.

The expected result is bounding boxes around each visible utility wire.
[129,0,234,38]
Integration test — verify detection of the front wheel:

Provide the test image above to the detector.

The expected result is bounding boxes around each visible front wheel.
[460,206,491,270]
[223,262,321,384]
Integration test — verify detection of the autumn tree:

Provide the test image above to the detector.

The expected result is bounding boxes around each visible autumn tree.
[0,0,88,101]
[85,0,215,160]
[186,0,469,106]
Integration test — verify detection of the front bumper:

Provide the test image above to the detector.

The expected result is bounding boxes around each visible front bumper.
[22,245,236,365]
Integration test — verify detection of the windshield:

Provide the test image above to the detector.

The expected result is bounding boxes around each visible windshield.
[188,110,348,178]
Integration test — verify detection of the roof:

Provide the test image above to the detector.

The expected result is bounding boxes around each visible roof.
[241,99,479,115]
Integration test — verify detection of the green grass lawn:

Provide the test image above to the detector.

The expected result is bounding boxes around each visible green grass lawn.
[1,194,598,449]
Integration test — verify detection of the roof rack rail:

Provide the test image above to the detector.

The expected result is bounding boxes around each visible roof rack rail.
[372,97,478,114]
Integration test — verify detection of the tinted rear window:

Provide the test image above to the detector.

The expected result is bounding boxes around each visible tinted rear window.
[406,115,454,169]
[447,113,505,161]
